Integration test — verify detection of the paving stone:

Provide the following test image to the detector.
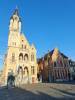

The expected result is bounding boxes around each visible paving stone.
[0,83,75,100]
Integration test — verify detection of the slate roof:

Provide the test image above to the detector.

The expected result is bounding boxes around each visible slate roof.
[38,48,68,61]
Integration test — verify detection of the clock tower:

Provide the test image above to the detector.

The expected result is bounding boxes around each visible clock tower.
[6,8,21,80]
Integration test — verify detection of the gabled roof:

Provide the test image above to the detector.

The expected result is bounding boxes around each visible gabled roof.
[59,52,68,59]
[50,49,68,59]
[20,33,30,46]
[38,48,68,61]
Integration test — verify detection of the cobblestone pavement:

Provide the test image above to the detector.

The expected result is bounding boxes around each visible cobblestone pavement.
[0,83,75,100]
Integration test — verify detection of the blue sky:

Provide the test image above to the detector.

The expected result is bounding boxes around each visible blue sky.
[0,0,75,69]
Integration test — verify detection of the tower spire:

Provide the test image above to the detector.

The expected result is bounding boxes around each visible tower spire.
[9,7,21,32]
[13,6,19,16]
[16,5,18,9]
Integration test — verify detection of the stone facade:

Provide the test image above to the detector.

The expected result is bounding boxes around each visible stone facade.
[2,8,38,85]
[38,48,70,82]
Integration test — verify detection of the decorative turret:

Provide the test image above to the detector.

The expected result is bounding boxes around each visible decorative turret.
[9,7,21,33]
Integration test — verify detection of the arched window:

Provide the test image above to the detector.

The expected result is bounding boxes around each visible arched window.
[19,53,23,60]
[54,62,57,67]
[18,66,23,74]
[24,54,28,61]
[24,67,28,75]
[31,54,34,61]
[31,66,35,75]
[12,53,15,62]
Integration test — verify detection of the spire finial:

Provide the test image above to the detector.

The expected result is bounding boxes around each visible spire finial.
[16,5,18,10]
[13,6,19,16]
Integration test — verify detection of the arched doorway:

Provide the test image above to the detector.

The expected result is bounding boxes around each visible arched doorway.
[18,66,23,82]
[24,67,28,75]
[7,70,15,87]
[23,67,29,83]
[18,66,23,74]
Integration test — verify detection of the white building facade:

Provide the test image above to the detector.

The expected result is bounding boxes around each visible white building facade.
[2,8,38,85]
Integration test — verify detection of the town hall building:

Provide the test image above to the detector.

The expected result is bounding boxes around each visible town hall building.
[2,8,38,85]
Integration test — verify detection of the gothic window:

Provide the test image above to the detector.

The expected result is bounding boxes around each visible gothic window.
[24,67,28,75]
[24,54,28,61]
[19,53,23,60]
[12,53,15,62]
[54,62,57,67]
[31,54,34,61]
[31,66,35,75]
[18,66,23,74]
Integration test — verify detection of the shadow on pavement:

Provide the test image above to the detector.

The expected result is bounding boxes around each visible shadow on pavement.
[52,80,75,85]
[0,85,75,100]
[50,86,75,98]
